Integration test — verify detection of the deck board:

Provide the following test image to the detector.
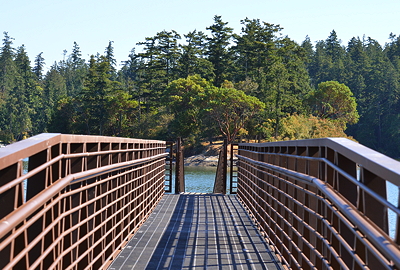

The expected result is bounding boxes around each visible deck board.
[108,194,282,270]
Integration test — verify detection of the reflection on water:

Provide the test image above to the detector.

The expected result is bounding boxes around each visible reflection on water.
[183,166,217,193]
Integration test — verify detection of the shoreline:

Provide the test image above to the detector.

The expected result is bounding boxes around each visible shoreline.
[184,154,219,166]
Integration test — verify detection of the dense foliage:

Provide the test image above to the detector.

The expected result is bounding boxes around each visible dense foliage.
[1,16,400,157]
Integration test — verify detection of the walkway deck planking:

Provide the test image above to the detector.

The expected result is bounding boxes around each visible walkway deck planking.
[108,194,282,270]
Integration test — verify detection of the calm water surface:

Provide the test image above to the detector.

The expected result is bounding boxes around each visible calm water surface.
[180,166,217,193]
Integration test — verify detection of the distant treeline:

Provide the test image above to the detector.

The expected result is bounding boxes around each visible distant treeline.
[1,16,399,157]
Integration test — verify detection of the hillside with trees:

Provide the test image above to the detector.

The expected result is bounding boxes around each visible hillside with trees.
[1,16,400,157]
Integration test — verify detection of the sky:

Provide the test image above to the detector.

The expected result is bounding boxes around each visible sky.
[1,0,399,71]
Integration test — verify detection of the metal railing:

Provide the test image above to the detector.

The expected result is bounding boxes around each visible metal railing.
[237,138,400,270]
[213,140,238,194]
[229,143,238,194]
[165,138,185,193]
[0,133,167,270]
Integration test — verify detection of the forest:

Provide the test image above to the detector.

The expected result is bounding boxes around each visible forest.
[0,16,400,157]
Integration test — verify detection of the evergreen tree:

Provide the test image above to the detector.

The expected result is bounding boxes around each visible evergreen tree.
[79,55,114,134]
[385,33,400,70]
[178,30,214,80]
[232,18,281,85]
[307,81,359,128]
[0,33,26,141]
[59,42,87,96]
[206,15,233,86]
[134,30,181,107]
[301,35,314,71]
[43,64,67,130]
[33,52,45,80]
[15,45,44,135]
[105,40,117,78]
[71,41,85,68]
[0,32,16,106]
[359,38,400,152]
[345,37,368,107]
[309,30,347,84]
[120,48,139,83]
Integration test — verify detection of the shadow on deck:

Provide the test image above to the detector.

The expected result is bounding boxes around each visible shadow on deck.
[108,194,282,270]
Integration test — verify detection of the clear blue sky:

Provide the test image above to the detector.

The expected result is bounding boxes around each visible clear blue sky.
[1,0,399,70]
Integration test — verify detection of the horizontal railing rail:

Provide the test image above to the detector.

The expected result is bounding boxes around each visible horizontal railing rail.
[237,138,400,270]
[0,133,167,270]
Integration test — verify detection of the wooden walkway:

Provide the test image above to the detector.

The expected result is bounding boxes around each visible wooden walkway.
[108,194,282,270]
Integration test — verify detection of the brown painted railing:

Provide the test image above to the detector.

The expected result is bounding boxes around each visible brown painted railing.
[0,133,167,270]
[237,138,400,270]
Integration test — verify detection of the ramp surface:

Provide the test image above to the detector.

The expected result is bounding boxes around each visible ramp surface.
[108,194,282,270]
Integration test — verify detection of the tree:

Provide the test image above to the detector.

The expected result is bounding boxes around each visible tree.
[133,30,182,108]
[205,85,265,143]
[15,45,44,135]
[33,52,45,80]
[79,55,122,135]
[345,37,368,100]
[232,18,281,84]
[356,38,400,151]
[0,32,16,109]
[301,35,314,67]
[307,81,359,128]
[48,96,78,134]
[163,75,213,139]
[58,42,87,97]
[105,40,117,77]
[308,30,347,85]
[178,30,214,80]
[104,90,138,136]
[385,33,400,70]
[206,15,233,86]
[264,38,312,136]
[279,113,350,140]
[71,41,85,68]
[43,64,67,129]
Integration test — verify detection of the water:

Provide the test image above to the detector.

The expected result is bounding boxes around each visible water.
[180,166,217,193]
[387,181,399,239]
[23,158,28,201]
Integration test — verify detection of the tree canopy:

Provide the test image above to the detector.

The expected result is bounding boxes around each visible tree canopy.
[307,81,359,128]
[0,21,400,157]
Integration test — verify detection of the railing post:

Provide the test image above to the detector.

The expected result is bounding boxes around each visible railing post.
[229,143,238,194]
[175,137,185,193]
[165,141,173,193]
[213,138,227,194]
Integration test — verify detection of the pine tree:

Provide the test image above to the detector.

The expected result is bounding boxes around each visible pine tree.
[134,30,181,107]
[58,42,87,96]
[43,64,67,130]
[232,18,281,82]
[33,52,45,80]
[206,15,233,86]
[178,30,214,80]
[301,35,314,70]
[105,41,117,78]
[0,33,21,141]
[78,55,124,135]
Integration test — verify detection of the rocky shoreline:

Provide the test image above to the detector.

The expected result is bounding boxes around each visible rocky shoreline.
[183,143,237,167]
[184,154,219,166]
